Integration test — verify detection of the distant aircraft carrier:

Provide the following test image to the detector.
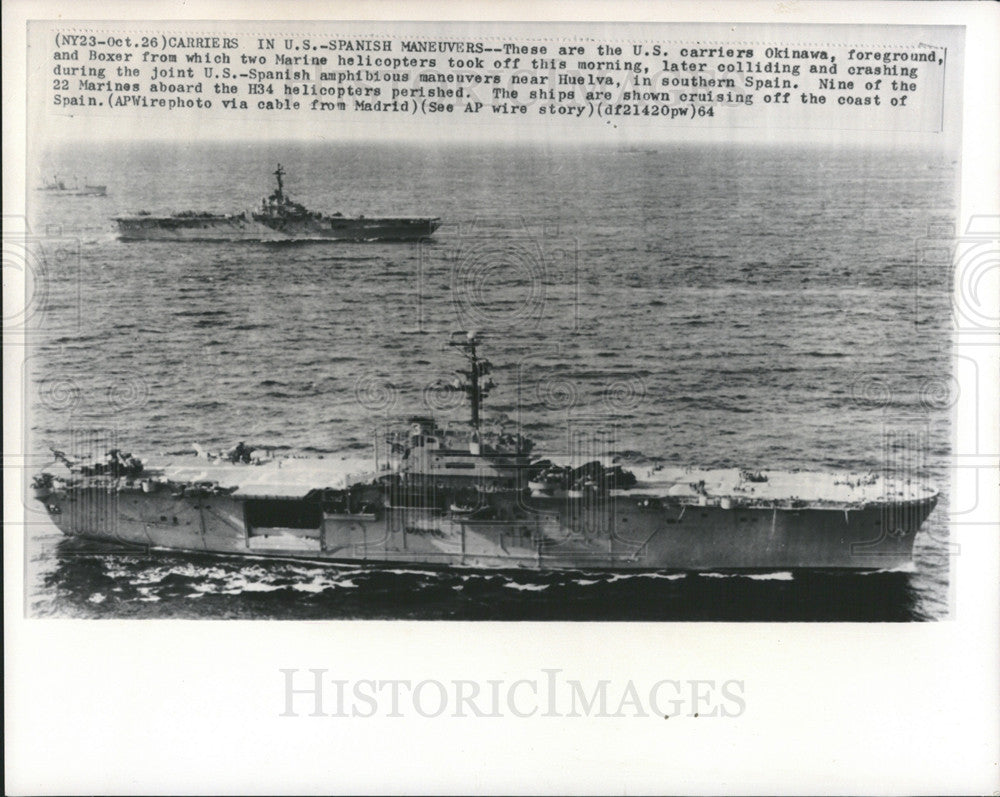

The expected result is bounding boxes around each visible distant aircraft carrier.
[113,164,440,242]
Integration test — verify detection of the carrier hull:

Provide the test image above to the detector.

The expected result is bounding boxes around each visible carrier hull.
[114,215,441,242]
[40,485,935,572]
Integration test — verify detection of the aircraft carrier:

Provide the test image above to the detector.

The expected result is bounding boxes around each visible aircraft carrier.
[34,332,938,571]
[113,164,440,242]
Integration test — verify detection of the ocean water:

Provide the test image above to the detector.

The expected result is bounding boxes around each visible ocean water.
[24,141,955,620]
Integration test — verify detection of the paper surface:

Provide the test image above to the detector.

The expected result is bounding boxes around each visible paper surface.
[4,1,998,794]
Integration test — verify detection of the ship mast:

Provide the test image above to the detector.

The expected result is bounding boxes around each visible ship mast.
[447,331,494,433]
[273,164,285,202]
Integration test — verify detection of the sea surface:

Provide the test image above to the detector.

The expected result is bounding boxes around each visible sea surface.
[24,141,955,620]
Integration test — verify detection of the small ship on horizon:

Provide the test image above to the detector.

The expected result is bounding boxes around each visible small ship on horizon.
[38,176,107,197]
[113,164,441,242]
[34,332,938,572]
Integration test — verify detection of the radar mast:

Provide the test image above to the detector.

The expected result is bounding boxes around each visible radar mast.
[273,164,285,202]
[447,331,494,433]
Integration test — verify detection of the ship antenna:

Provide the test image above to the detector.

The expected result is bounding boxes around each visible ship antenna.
[448,331,493,433]
[274,164,285,201]
[469,334,481,432]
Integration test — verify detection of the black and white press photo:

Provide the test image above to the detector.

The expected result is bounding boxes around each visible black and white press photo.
[21,20,963,620]
[5,3,998,794]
